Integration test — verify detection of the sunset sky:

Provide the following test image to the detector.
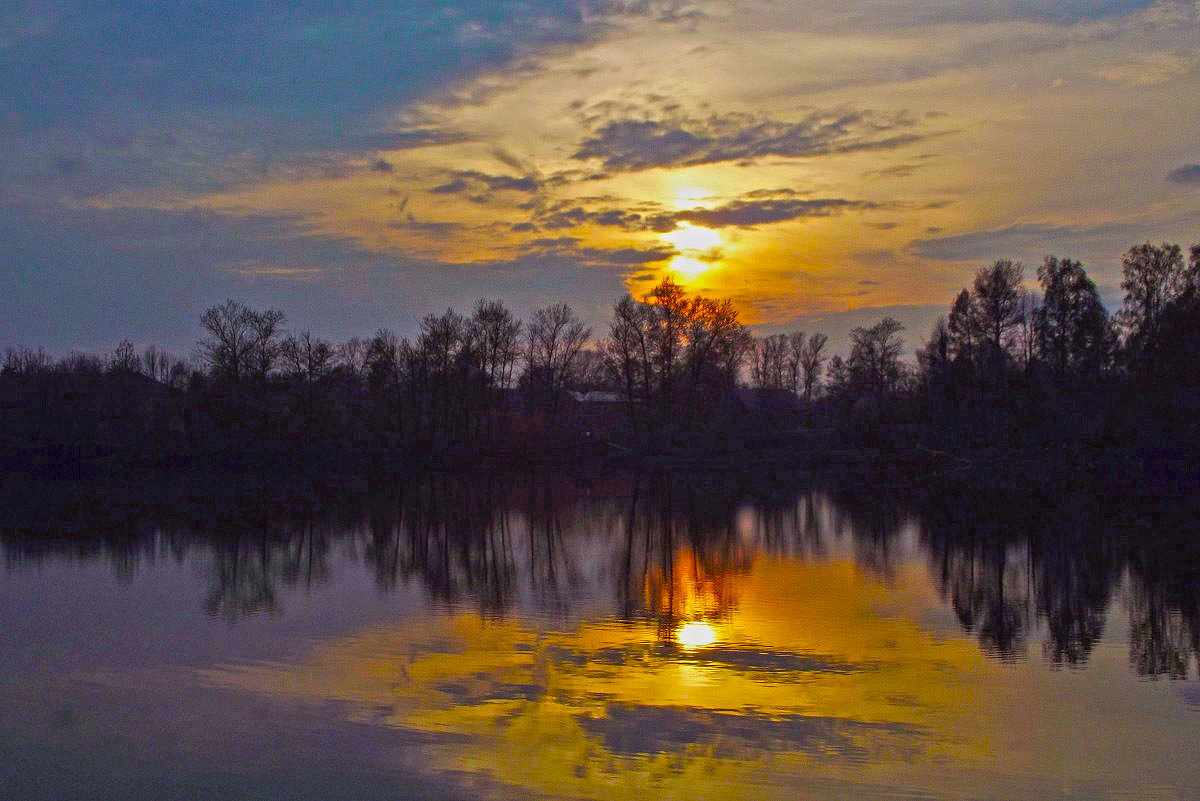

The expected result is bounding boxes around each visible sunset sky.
[3,0,1198,354]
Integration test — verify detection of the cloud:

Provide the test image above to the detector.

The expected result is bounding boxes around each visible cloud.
[587,0,709,25]
[522,237,676,264]
[527,192,877,232]
[686,197,883,226]
[908,222,1146,262]
[572,109,924,171]
[0,2,591,194]
[429,169,542,199]
[221,261,329,282]
[1166,164,1200,185]
[1093,51,1196,85]
[676,198,877,228]
[863,163,926,180]
[532,203,676,232]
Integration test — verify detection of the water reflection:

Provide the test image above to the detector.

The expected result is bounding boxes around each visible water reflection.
[2,471,1198,679]
[3,471,1200,800]
[0,472,1190,681]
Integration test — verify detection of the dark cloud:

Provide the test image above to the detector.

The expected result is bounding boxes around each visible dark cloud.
[531,194,875,232]
[908,221,1145,262]
[429,178,471,195]
[523,237,675,264]
[350,129,471,152]
[864,163,924,180]
[370,159,394,173]
[573,109,923,171]
[677,198,876,228]
[388,219,466,235]
[429,170,542,200]
[534,204,676,232]
[1166,164,1200,185]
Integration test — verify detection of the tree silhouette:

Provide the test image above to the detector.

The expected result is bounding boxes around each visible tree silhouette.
[524,302,590,421]
[1117,242,1191,358]
[1034,257,1113,380]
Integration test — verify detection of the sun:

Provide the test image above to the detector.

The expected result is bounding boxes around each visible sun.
[663,223,722,252]
[662,223,722,280]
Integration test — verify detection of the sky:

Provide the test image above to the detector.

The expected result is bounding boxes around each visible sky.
[2,0,1198,356]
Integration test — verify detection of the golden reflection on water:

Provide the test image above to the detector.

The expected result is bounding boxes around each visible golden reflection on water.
[199,556,1004,800]
[675,621,717,649]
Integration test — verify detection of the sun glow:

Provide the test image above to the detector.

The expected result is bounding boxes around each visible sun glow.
[669,256,712,279]
[663,223,722,280]
[663,223,721,252]
[672,186,713,209]
[675,621,717,649]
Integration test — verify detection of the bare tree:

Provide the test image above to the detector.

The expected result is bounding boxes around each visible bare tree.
[197,300,287,382]
[108,339,139,374]
[603,277,749,431]
[784,332,805,395]
[468,299,522,389]
[247,307,287,378]
[197,300,255,381]
[524,302,590,419]
[337,337,369,377]
[604,294,654,433]
[142,345,172,382]
[751,334,788,389]
[798,332,828,402]
[572,347,610,388]
[848,317,905,403]
[282,331,334,385]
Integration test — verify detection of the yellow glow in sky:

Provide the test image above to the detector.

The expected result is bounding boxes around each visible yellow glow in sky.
[672,186,712,209]
[669,256,712,279]
[72,0,1200,339]
[663,223,722,252]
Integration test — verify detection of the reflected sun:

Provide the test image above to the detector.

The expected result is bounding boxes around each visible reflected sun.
[676,620,717,649]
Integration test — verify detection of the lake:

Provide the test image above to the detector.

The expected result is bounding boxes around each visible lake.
[1,470,1197,800]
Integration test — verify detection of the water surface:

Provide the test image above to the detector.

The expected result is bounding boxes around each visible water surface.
[2,472,1198,800]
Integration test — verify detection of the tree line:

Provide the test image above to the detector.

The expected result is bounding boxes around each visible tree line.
[834,240,1199,452]
[2,238,1197,470]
